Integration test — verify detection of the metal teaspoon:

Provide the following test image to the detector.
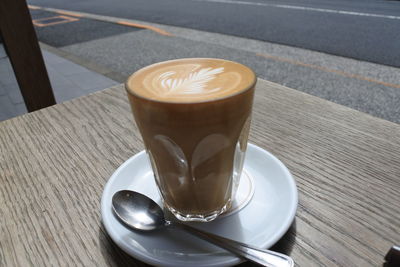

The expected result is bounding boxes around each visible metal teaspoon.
[112,190,294,267]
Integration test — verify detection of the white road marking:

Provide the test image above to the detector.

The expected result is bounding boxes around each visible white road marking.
[194,0,400,20]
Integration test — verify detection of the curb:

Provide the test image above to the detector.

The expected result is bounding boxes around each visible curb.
[40,42,126,83]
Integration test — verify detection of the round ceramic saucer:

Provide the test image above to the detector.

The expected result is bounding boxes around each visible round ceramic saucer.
[101,143,298,267]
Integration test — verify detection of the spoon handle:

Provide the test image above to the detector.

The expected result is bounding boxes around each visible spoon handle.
[174,223,293,267]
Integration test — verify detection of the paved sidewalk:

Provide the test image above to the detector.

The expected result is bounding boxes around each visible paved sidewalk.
[0,44,118,121]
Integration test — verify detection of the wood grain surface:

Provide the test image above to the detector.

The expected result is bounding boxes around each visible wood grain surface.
[1,80,399,266]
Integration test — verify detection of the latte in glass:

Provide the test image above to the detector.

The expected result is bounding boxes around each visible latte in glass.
[126,58,256,222]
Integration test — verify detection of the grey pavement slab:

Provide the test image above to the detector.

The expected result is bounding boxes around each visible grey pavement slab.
[0,60,25,120]
[7,82,24,104]
[52,80,88,103]
[0,45,6,58]
[65,71,117,91]
[44,53,118,102]
[46,70,78,103]
[49,60,92,76]
[42,49,69,65]
[0,78,6,96]
[0,58,18,90]
[0,71,16,86]
[14,103,28,116]
[0,95,16,121]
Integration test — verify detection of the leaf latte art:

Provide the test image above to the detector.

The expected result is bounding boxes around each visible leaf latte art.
[158,67,225,96]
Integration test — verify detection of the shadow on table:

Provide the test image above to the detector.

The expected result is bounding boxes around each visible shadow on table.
[99,219,297,267]
[99,224,150,267]
[237,219,297,267]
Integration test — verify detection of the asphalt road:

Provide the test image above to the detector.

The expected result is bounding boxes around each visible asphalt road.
[29,0,400,67]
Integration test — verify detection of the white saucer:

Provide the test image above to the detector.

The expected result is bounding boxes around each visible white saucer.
[101,143,298,267]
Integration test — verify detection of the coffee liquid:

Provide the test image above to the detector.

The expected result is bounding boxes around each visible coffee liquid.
[126,58,256,221]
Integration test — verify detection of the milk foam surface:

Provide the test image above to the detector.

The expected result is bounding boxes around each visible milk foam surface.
[127,58,255,102]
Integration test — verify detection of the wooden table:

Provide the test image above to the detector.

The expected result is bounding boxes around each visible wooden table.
[1,80,399,266]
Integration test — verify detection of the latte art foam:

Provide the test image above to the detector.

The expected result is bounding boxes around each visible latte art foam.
[127,58,255,102]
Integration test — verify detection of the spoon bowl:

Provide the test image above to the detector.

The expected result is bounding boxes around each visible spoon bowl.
[112,190,166,231]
